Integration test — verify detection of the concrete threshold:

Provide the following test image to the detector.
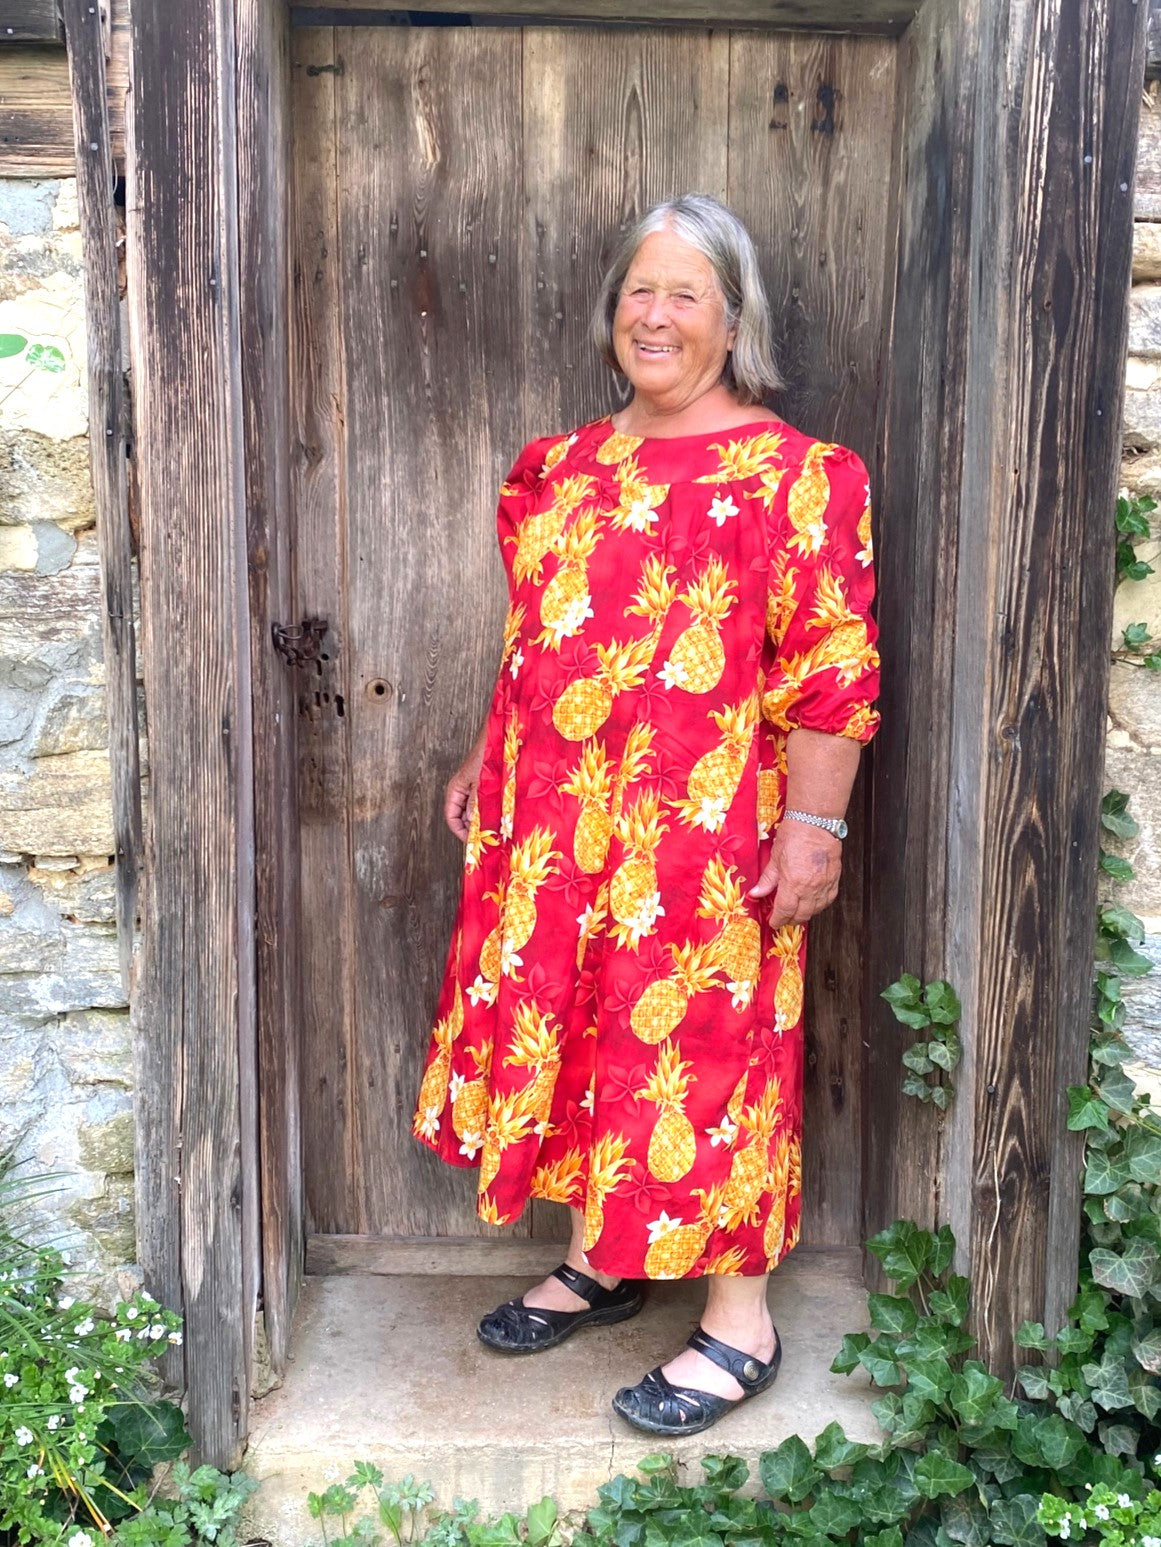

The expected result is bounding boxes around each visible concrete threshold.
[243,1249,881,1546]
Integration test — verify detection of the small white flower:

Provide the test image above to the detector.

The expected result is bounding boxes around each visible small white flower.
[708,493,739,526]
[73,1318,94,1337]
[709,1115,739,1149]
[416,1105,440,1141]
[458,1132,483,1160]
[694,795,728,833]
[508,647,524,678]
[728,978,754,1010]
[3,1372,18,1388]
[125,1307,138,1321]
[580,1081,595,1114]
[69,1384,88,1405]
[46,1415,61,1430]
[140,1292,157,1306]
[1094,1504,1110,1521]
[646,1211,683,1245]
[57,1296,75,1310]
[466,974,498,1008]
[14,1426,33,1447]
[148,1322,167,1340]
[115,1328,132,1342]
[448,1073,466,1104]
[1116,1494,1131,1509]
[499,938,523,976]
[68,1532,93,1547]
[658,658,690,690]
[26,1463,42,1479]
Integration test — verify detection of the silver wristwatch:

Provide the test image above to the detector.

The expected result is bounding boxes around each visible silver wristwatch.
[783,808,848,840]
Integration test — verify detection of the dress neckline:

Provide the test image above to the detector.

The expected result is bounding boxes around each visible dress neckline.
[599,412,790,444]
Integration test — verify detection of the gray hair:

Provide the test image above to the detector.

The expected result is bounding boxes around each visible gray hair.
[590,194,784,405]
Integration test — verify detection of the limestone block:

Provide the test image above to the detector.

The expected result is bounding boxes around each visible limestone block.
[0,525,36,570]
[0,181,57,237]
[0,429,96,532]
[1114,571,1161,651]
[0,565,103,685]
[55,1008,132,1086]
[33,522,76,575]
[28,855,116,925]
[0,876,61,971]
[0,748,113,855]
[1121,449,1161,500]
[1135,224,1161,283]
[1123,378,1161,451]
[0,920,122,1016]
[32,684,109,756]
[51,181,78,234]
[0,687,37,745]
[77,1109,135,1176]
[1130,284,1161,358]
[1121,935,1161,1065]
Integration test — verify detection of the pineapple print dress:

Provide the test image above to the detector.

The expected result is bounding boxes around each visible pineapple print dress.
[413,414,881,1280]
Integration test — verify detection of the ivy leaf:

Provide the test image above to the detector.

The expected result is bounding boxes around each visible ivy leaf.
[1084,1146,1131,1195]
[1056,1391,1097,1433]
[929,1275,970,1327]
[1081,1350,1133,1409]
[1128,1363,1161,1417]
[948,1364,1006,1426]
[1072,1287,1111,1335]
[863,1532,904,1547]
[1031,1413,1087,1470]
[1097,1419,1138,1457]
[882,974,923,1007]
[931,1225,957,1277]
[1109,936,1153,976]
[1067,1087,1110,1131]
[1101,904,1146,943]
[868,1293,918,1336]
[987,1494,1045,1547]
[1123,621,1152,650]
[923,980,962,1026]
[930,1084,952,1111]
[830,1331,871,1375]
[903,1073,935,1101]
[866,1220,933,1289]
[1103,1183,1147,1223]
[758,1436,817,1503]
[1090,1238,1160,1298]
[1097,1064,1137,1115]
[928,1039,958,1072]
[1100,851,1136,881]
[811,1422,869,1471]
[1123,1128,1161,1185]
[912,1450,975,1500]
[1101,790,1139,838]
[902,1043,936,1074]
[1055,1324,1095,1355]
[905,1357,954,1403]
[858,1343,902,1387]
[1131,1327,1161,1373]
[1016,1366,1050,1400]
[805,1493,862,1537]
[1015,1321,1050,1351]
[939,1492,991,1547]
[698,1455,748,1491]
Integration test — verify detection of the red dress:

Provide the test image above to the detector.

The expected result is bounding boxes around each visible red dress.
[413,414,881,1280]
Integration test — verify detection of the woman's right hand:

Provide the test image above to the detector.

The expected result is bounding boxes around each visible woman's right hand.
[445,734,486,842]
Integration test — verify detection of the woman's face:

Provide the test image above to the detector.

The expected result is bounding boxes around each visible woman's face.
[612,229,737,412]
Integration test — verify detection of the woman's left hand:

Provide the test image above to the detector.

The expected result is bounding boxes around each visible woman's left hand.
[748,821,842,927]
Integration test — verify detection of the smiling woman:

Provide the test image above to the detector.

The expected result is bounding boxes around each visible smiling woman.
[412,193,881,1439]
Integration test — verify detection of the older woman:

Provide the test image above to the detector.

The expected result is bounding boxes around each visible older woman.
[412,193,881,1437]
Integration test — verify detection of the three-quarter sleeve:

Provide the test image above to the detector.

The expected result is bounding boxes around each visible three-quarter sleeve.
[762,443,882,743]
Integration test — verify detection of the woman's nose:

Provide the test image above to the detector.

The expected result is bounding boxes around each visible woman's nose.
[642,293,670,328]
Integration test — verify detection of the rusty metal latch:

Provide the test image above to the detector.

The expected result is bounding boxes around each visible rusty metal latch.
[271,616,329,667]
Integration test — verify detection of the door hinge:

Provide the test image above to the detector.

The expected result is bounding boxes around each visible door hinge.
[271,616,329,667]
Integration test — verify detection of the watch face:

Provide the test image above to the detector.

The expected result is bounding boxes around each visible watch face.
[836,819,849,839]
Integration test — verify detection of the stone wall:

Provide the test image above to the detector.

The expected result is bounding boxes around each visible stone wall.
[0,175,142,1304]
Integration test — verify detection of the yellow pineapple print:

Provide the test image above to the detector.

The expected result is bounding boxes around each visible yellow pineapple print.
[630,939,722,1044]
[609,455,670,534]
[766,551,801,648]
[479,1083,540,1191]
[450,1040,492,1156]
[721,1077,784,1230]
[609,788,669,950]
[757,765,784,841]
[552,634,656,740]
[500,600,526,676]
[507,473,597,585]
[659,558,737,693]
[413,988,462,1141]
[704,1245,748,1275]
[582,1130,635,1251]
[502,999,564,1133]
[696,855,761,1005]
[640,1041,698,1182]
[500,709,521,840]
[644,1182,725,1279]
[535,507,603,650]
[806,567,877,686]
[576,879,610,968]
[786,442,837,558]
[595,428,644,465]
[695,429,786,483]
[625,554,679,644]
[770,924,805,1031]
[481,825,561,979]
[670,693,759,833]
[540,433,576,476]
[560,739,616,873]
[463,796,499,873]
[763,1131,792,1263]
[531,1147,586,1206]
[856,482,874,567]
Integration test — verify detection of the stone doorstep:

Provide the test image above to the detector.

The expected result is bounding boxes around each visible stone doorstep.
[242,1250,880,1547]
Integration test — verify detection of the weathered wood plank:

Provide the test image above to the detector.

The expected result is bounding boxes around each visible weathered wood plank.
[288,0,919,34]
[125,0,255,1468]
[335,24,529,1237]
[521,25,729,437]
[0,0,126,174]
[289,27,360,1236]
[1148,0,1161,80]
[864,0,970,1270]
[62,0,140,1002]
[0,0,60,44]
[727,31,896,1247]
[236,0,303,1381]
[945,0,1145,1368]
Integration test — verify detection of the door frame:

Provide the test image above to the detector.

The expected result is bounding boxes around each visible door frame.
[67,0,1146,1467]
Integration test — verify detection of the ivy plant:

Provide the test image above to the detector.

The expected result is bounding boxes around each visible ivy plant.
[881,975,962,1109]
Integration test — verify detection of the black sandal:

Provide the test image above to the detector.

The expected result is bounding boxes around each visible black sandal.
[476,1263,644,1354]
[611,1323,782,1435]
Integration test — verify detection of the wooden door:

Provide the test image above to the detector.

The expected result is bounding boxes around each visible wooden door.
[287,17,898,1244]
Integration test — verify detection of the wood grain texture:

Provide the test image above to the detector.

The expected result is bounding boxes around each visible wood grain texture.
[1148,0,1161,80]
[520,25,729,435]
[863,0,971,1269]
[236,0,303,1380]
[62,0,140,1001]
[0,0,126,174]
[944,0,1146,1370]
[288,27,360,1236]
[125,0,255,1468]
[335,24,529,1237]
[727,31,896,1246]
[0,0,60,44]
[289,0,919,34]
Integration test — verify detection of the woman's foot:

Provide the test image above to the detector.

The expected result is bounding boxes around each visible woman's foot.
[611,1316,782,1435]
[521,1256,621,1312]
[660,1304,778,1399]
[477,1263,643,1354]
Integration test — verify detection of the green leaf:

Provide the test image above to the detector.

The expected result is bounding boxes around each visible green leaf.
[903,1073,935,1101]
[1097,1064,1137,1115]
[1031,1413,1087,1470]
[1124,621,1152,649]
[1103,1183,1147,1222]
[905,1357,954,1403]
[805,1493,862,1536]
[1067,1086,1110,1131]
[928,1039,957,1072]
[868,1293,919,1336]
[1056,1391,1097,1433]
[929,1275,970,1326]
[811,1421,869,1471]
[923,980,962,1026]
[931,1224,957,1277]
[107,1401,190,1468]
[1055,1324,1095,1354]
[1101,904,1146,942]
[1131,1326,1161,1373]
[912,1450,975,1500]
[830,1331,871,1374]
[525,1498,558,1547]
[1124,1127,1161,1184]
[1084,1146,1131,1195]
[1081,1349,1133,1409]
[929,1083,952,1110]
[857,1343,902,1386]
[866,1220,933,1289]
[882,975,923,1007]
[1015,1321,1050,1350]
[1109,936,1153,976]
[1096,1419,1138,1457]
[1128,1363,1161,1417]
[939,1492,991,1547]
[1101,851,1136,881]
[0,332,27,358]
[1016,1366,1050,1399]
[948,1364,1006,1426]
[864,1532,904,1547]
[758,1435,818,1503]
[1090,1237,1160,1298]
[698,1454,748,1491]
[25,341,65,373]
[987,1494,1045,1547]
[902,1044,936,1074]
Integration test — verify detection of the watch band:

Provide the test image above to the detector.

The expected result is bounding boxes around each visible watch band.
[783,808,848,840]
